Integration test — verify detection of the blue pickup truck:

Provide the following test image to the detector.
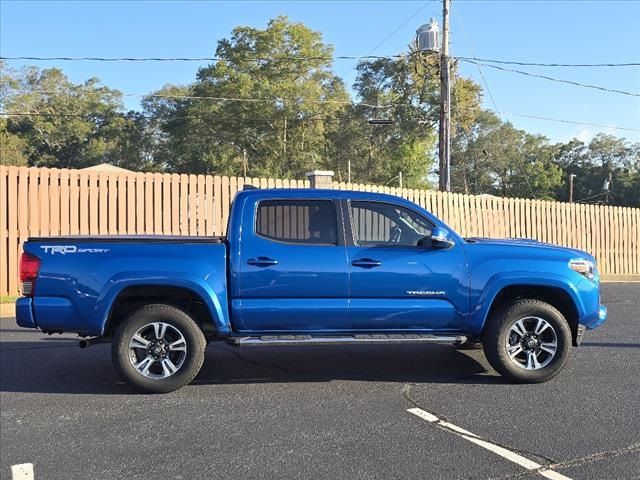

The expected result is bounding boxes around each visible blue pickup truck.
[16,188,607,393]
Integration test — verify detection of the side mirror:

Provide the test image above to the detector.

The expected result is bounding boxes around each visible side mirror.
[430,227,455,249]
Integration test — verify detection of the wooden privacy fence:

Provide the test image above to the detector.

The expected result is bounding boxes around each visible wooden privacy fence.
[2,165,639,295]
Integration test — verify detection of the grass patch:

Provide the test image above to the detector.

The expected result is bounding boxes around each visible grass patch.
[1,295,18,304]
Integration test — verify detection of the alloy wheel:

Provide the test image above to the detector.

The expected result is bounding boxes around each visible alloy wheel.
[128,322,188,379]
[505,316,558,370]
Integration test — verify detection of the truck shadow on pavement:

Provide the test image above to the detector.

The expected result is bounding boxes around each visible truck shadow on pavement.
[0,340,505,395]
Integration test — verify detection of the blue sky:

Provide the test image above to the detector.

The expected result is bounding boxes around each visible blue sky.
[2,0,639,143]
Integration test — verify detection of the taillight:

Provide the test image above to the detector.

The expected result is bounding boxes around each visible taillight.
[19,253,41,296]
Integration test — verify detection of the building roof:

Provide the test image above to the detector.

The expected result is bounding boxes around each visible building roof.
[80,163,133,173]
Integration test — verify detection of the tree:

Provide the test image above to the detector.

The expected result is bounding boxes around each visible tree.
[0,118,29,166]
[342,52,482,188]
[1,65,129,169]
[555,134,640,206]
[451,110,562,199]
[152,16,351,177]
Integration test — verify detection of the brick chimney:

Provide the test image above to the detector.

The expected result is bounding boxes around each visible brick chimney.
[305,170,334,189]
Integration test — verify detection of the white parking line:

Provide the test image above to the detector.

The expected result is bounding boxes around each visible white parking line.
[407,408,572,480]
[11,463,34,480]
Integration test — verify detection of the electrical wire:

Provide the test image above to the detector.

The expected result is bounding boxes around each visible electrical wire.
[450,0,535,197]
[3,109,638,133]
[3,54,639,68]
[0,109,384,124]
[0,54,407,63]
[450,3,499,113]
[456,57,640,68]
[459,59,640,97]
[494,111,640,133]
[575,191,606,203]
[2,89,400,109]
[362,1,435,57]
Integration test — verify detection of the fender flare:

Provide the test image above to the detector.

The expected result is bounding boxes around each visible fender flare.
[96,273,230,336]
[469,271,585,335]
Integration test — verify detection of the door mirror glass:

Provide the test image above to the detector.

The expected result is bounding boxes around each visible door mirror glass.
[430,227,455,249]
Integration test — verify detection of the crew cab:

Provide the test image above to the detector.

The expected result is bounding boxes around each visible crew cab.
[16,188,608,393]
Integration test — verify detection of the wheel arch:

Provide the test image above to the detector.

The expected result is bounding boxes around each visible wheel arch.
[99,279,229,337]
[471,273,585,346]
[482,284,581,346]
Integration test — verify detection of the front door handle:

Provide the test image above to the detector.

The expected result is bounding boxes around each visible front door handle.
[352,258,382,268]
[247,256,279,267]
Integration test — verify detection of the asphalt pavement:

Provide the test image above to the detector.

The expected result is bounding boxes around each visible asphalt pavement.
[1,284,639,479]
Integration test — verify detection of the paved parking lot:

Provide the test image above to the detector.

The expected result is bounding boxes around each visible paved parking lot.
[1,284,639,479]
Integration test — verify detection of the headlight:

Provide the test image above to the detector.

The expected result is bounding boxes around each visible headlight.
[569,258,595,280]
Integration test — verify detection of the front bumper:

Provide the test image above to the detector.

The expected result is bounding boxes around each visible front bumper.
[15,297,37,329]
[592,304,608,329]
[574,305,606,346]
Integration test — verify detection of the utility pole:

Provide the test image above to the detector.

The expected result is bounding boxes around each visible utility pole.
[603,172,612,204]
[438,0,451,192]
[399,171,403,189]
[242,149,248,177]
[568,173,575,203]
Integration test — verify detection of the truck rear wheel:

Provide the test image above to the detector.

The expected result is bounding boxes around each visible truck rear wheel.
[482,299,571,383]
[112,304,206,393]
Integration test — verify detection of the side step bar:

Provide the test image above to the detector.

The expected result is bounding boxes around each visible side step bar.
[229,334,467,347]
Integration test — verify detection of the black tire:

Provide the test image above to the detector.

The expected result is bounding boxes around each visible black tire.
[112,304,206,393]
[482,299,571,383]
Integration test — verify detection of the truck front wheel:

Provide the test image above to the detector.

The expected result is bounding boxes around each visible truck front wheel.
[483,299,571,383]
[112,304,206,393]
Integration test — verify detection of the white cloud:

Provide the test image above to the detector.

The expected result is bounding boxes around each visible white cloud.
[575,128,593,143]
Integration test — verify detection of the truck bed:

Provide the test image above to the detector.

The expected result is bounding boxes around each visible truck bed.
[28,235,226,243]
[18,237,230,336]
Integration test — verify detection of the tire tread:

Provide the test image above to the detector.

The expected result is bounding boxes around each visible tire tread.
[112,303,206,393]
[482,299,571,384]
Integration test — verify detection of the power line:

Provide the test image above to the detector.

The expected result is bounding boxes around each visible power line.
[459,59,640,97]
[494,111,640,133]
[3,89,400,109]
[5,55,636,100]
[0,110,391,123]
[575,191,606,203]
[450,1,533,197]
[450,3,499,112]
[3,54,638,68]
[4,108,638,133]
[456,57,640,68]
[0,54,408,63]
[362,1,435,56]
[332,1,434,84]
[4,54,639,68]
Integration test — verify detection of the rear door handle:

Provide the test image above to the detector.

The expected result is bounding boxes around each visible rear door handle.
[247,256,279,267]
[352,258,382,268]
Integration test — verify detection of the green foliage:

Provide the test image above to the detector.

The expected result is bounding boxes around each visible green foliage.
[451,110,562,199]
[2,65,127,168]
[335,51,481,188]
[0,20,637,207]
[555,134,640,206]
[152,16,350,177]
[0,118,28,166]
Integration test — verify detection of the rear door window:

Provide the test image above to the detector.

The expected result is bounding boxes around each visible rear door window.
[256,200,338,245]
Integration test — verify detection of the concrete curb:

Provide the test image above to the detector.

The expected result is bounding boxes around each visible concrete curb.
[600,275,640,282]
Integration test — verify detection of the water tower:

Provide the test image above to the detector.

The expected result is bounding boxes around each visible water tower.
[416,18,440,53]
